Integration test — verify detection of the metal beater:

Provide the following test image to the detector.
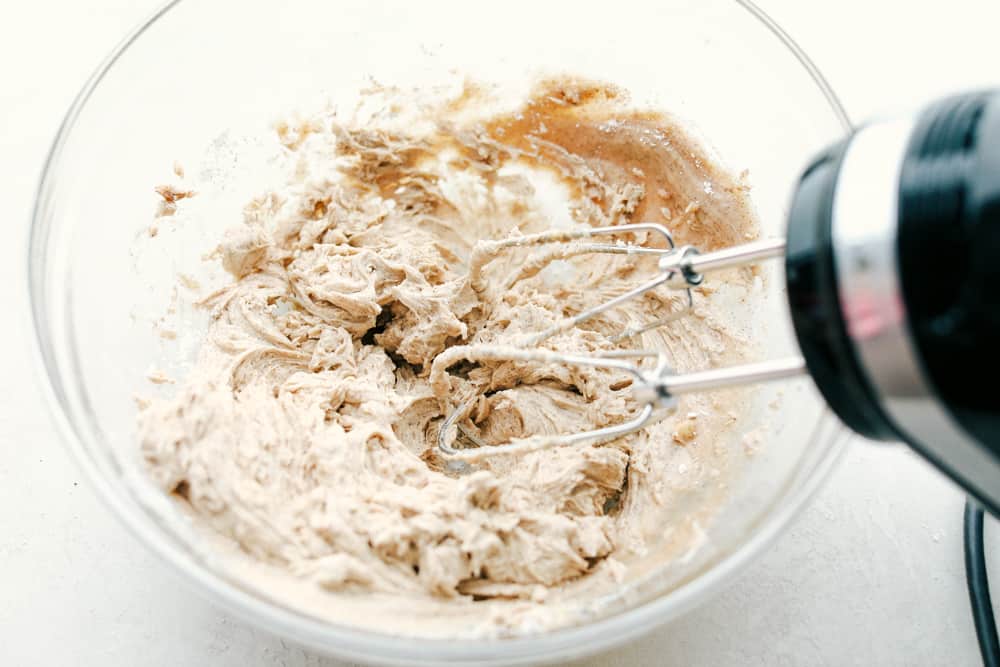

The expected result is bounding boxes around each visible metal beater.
[431,91,1000,516]
[431,224,800,459]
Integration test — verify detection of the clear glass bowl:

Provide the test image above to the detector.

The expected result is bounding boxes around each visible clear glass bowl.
[28,0,851,664]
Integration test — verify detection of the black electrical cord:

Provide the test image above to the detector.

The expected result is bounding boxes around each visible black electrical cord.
[964,501,999,667]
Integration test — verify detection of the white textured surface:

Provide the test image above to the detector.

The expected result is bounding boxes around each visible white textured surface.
[1,1,999,664]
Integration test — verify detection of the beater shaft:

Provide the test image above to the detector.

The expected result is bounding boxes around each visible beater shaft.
[659,237,787,287]
[660,356,806,394]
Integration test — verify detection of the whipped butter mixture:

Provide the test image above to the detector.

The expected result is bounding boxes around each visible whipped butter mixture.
[139,79,761,637]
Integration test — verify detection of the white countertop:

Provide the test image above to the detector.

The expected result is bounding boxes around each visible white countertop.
[2,1,998,664]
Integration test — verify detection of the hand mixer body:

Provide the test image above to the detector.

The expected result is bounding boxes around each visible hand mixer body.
[786,91,1000,514]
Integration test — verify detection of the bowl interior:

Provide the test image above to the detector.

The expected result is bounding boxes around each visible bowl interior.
[31,0,849,663]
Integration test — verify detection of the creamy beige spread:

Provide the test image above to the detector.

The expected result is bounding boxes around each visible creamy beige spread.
[138,79,761,638]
